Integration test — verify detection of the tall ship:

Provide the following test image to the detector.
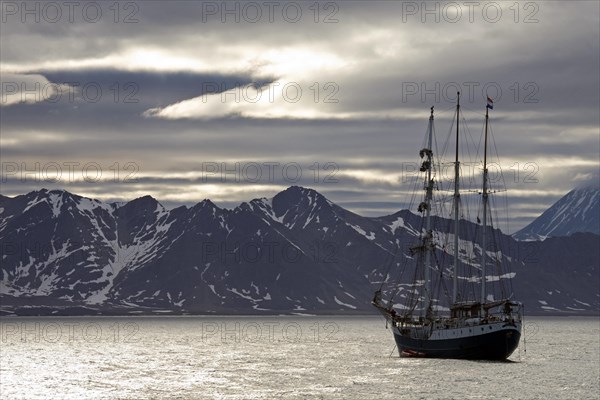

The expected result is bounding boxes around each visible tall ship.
[372,93,522,360]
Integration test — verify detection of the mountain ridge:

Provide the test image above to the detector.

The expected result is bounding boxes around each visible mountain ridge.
[1,186,598,316]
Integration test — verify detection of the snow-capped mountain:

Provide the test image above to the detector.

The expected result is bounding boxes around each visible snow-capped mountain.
[1,187,598,316]
[514,186,600,241]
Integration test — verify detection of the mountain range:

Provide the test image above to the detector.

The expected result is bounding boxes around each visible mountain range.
[1,187,598,316]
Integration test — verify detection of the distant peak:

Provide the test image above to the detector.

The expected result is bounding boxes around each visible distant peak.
[48,189,79,200]
[194,198,219,209]
[287,185,314,192]
[248,197,271,207]
[270,186,334,217]
[134,194,158,203]
[33,188,77,201]
[30,188,55,196]
[514,183,600,239]
[125,194,162,210]
[279,186,323,200]
[136,194,156,201]
[27,188,77,199]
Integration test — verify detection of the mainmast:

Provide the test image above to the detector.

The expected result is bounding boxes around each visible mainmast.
[420,106,435,319]
[480,101,491,314]
[452,93,460,304]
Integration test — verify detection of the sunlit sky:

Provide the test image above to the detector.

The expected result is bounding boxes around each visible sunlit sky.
[1,1,599,231]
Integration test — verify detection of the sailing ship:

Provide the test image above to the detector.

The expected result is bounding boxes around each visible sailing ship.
[372,93,522,360]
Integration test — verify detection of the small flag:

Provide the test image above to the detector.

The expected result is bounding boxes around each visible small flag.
[486,97,494,109]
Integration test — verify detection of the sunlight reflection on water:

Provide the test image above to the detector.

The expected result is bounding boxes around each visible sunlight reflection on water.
[1,316,598,399]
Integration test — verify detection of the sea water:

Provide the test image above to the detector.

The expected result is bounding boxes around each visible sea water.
[0,316,598,399]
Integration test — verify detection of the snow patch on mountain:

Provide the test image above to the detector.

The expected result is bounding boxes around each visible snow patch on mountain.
[334,296,357,309]
[388,216,420,236]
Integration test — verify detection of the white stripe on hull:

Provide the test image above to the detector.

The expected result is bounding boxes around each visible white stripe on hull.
[392,321,521,341]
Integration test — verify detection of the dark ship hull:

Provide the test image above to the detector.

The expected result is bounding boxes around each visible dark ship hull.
[392,324,521,360]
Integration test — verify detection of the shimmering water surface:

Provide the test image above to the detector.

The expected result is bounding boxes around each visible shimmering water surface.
[1,316,598,399]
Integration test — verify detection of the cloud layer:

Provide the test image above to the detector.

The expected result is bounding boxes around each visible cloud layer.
[1,1,599,231]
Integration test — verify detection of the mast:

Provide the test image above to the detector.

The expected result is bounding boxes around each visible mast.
[480,103,490,314]
[452,93,460,304]
[422,106,435,319]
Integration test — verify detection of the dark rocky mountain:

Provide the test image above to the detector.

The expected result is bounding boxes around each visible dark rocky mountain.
[1,187,598,316]
[514,186,599,241]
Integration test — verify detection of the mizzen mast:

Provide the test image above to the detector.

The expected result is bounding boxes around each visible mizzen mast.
[452,93,461,304]
[480,97,493,314]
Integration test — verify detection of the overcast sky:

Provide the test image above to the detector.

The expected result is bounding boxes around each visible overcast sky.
[1,1,599,231]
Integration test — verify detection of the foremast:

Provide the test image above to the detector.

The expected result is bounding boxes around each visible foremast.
[419,106,435,319]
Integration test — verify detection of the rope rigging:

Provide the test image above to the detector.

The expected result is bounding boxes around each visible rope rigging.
[376,102,517,319]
